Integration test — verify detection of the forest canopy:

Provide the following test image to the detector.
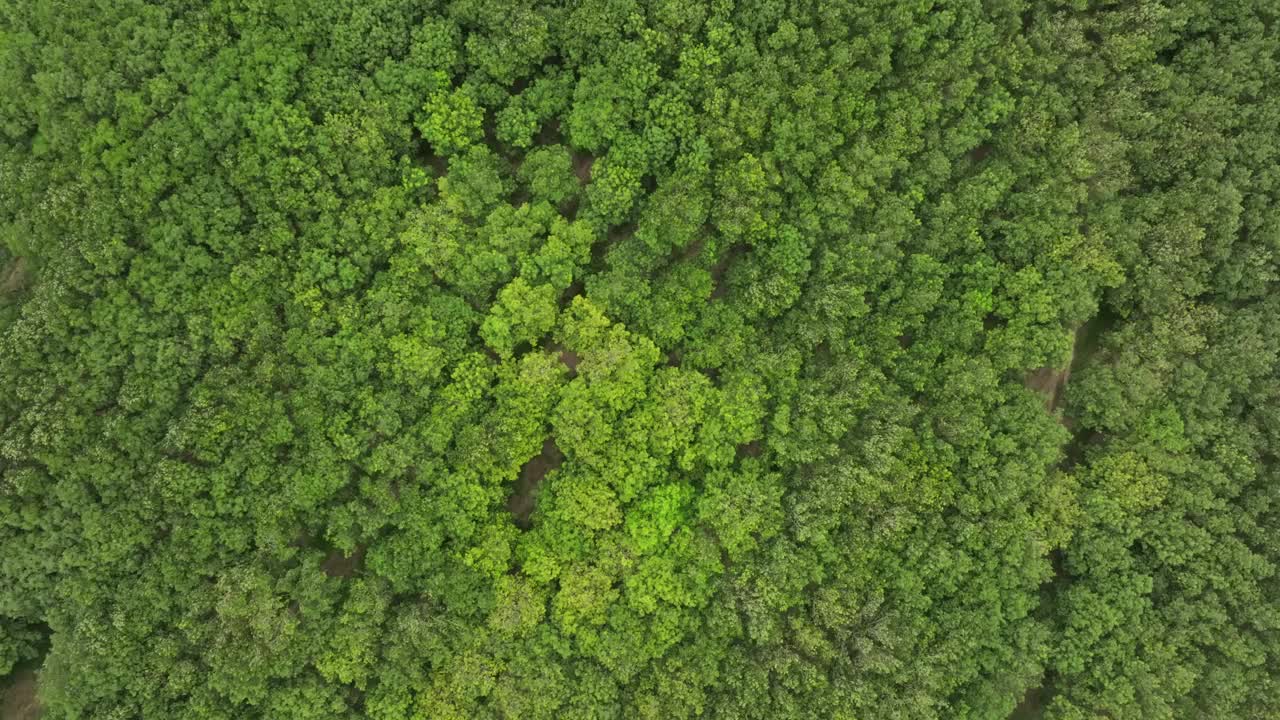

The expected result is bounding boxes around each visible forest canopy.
[1,1,1278,719]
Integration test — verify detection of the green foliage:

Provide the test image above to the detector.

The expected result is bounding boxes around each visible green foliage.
[417,84,484,156]
[518,144,581,207]
[0,2,1277,719]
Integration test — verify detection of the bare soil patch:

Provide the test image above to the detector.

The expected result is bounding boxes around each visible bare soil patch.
[709,244,749,300]
[572,152,594,184]
[546,342,580,377]
[1026,321,1095,413]
[509,437,563,529]
[1026,365,1069,412]
[536,120,563,146]
[1068,309,1115,376]
[1,669,40,720]
[559,349,580,374]
[559,280,584,310]
[1009,684,1043,719]
[1028,312,1117,417]
[409,128,449,180]
[1,257,29,295]
[587,222,634,275]
[322,545,365,578]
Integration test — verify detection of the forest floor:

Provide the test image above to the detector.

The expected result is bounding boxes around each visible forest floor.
[509,437,563,529]
[1026,312,1114,419]
[1013,313,1116,719]
[322,545,366,578]
[1025,363,1070,413]
[1009,684,1043,720]
[572,152,594,184]
[1,669,40,720]
[1,257,28,296]
[1025,328,1079,415]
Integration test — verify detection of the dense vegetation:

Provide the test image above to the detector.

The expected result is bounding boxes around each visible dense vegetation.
[1,1,1278,718]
